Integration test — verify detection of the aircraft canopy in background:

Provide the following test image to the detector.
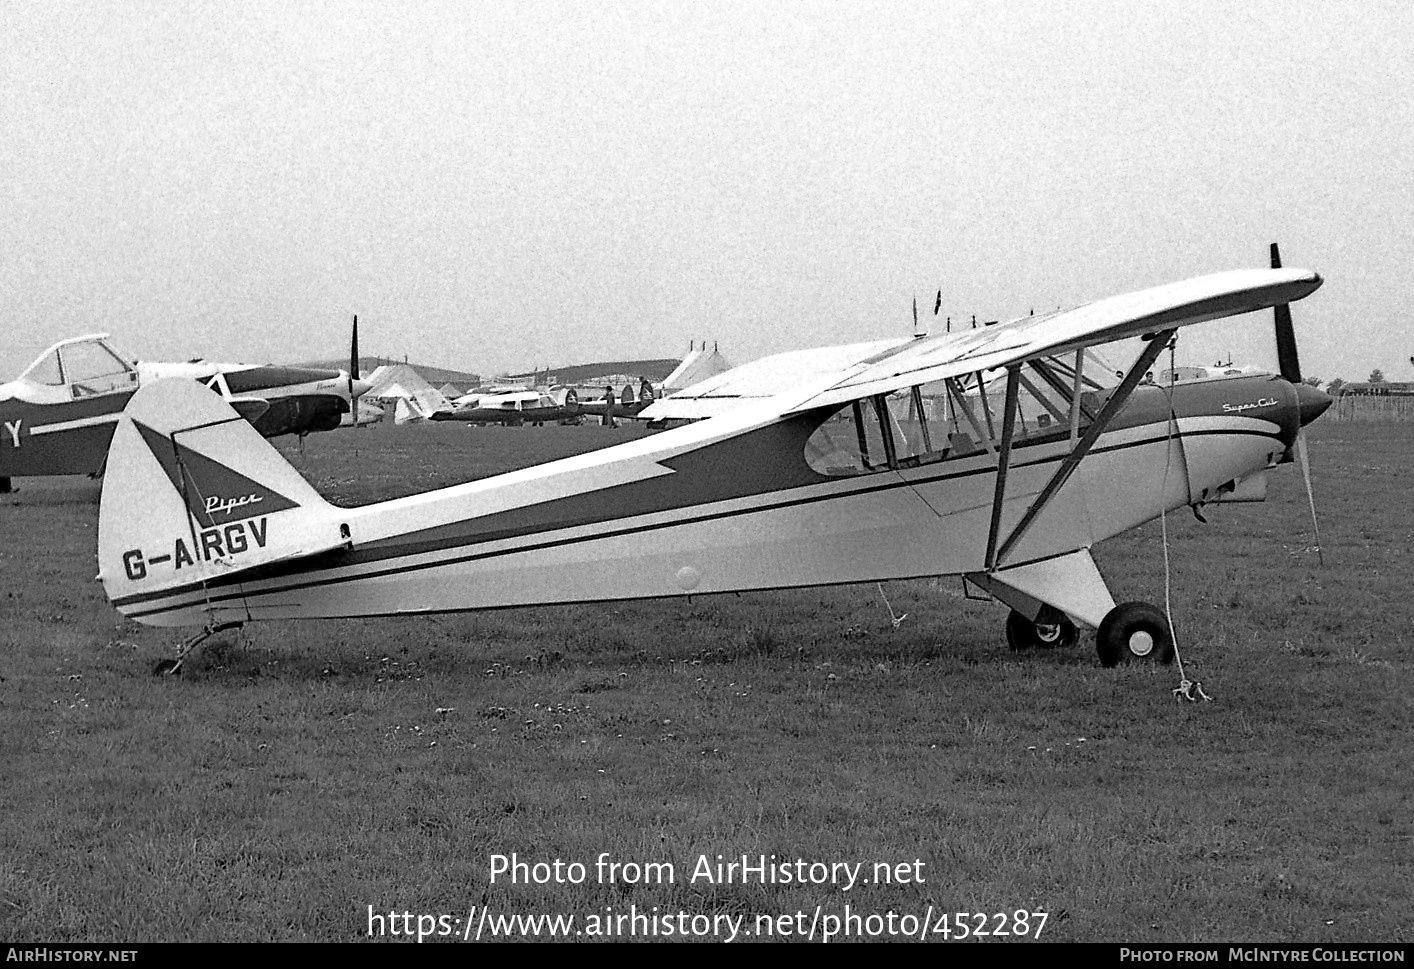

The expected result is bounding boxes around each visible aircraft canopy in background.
[0,333,370,483]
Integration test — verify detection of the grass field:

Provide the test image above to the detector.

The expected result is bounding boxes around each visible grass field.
[1,419,1410,942]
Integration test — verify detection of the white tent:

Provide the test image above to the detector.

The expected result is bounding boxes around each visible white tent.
[363,364,453,423]
[660,344,733,395]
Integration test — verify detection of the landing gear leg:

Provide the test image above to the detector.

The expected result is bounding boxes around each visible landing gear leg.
[152,620,245,676]
[1096,602,1175,667]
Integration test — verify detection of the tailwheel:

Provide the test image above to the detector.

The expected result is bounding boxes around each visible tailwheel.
[1005,606,1078,651]
[150,620,244,677]
[1096,601,1175,667]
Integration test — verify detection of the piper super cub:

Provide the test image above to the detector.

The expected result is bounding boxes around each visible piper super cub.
[94,252,1328,674]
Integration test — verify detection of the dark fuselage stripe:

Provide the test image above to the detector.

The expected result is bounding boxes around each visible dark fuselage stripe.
[116,425,1281,618]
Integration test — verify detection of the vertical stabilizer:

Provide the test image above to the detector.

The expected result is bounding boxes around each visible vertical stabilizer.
[98,379,351,625]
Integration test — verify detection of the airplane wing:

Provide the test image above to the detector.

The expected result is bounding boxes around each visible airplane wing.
[786,268,1321,413]
[643,268,1320,422]
[639,338,907,421]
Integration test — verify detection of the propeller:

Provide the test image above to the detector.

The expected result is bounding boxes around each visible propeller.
[347,311,359,384]
[1270,242,1324,565]
[344,314,375,426]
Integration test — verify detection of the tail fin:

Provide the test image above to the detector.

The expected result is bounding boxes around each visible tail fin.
[98,379,351,626]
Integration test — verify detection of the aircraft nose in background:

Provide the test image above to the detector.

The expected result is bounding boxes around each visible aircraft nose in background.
[1295,383,1332,427]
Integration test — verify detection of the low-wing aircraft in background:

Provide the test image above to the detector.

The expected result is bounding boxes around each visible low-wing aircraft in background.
[94,254,1329,675]
[0,331,371,489]
[432,387,581,425]
[572,380,657,424]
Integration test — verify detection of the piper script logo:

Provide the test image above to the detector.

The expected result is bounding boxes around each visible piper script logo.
[1221,397,1278,414]
[133,420,299,528]
[206,493,263,517]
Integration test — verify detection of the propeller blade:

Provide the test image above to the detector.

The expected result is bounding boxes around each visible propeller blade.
[350,315,360,382]
[1270,243,1303,384]
[1293,428,1324,566]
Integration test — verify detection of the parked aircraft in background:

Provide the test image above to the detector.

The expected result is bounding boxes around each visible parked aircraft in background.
[573,380,656,424]
[0,331,370,490]
[433,387,580,425]
[95,255,1328,676]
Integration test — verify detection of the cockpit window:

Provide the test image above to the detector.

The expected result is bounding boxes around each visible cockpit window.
[23,350,64,386]
[805,359,1104,477]
[804,400,889,475]
[58,341,136,397]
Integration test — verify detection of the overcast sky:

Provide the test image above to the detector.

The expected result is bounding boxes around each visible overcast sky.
[3,0,1410,384]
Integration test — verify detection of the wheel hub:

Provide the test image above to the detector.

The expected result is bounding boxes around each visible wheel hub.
[1128,630,1155,657]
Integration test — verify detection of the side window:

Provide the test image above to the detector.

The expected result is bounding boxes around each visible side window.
[804,400,890,475]
[885,388,953,466]
[802,367,1096,479]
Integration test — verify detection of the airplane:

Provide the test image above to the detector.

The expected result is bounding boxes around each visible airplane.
[432,387,581,425]
[92,257,1329,676]
[0,329,371,490]
[573,380,657,425]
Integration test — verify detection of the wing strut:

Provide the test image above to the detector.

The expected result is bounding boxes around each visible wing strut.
[1069,349,1086,440]
[991,328,1178,570]
[983,366,1022,571]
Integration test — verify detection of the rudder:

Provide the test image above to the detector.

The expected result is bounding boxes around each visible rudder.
[98,379,350,626]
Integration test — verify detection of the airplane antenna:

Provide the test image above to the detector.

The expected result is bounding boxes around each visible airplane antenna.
[912,296,927,338]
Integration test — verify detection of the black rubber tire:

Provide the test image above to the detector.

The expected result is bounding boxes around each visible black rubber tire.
[1096,601,1175,667]
[1005,607,1078,651]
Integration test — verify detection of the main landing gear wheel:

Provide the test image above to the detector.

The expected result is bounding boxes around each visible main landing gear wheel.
[1096,601,1175,667]
[1006,607,1078,651]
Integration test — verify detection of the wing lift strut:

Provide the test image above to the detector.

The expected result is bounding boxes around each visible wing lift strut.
[964,329,1178,626]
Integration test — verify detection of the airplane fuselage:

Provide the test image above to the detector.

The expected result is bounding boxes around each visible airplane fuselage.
[0,356,357,478]
[108,373,1321,627]
[433,389,580,426]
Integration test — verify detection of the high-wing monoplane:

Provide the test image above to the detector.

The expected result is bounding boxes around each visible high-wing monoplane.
[94,258,1329,675]
[1,330,371,488]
